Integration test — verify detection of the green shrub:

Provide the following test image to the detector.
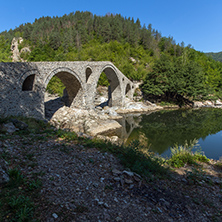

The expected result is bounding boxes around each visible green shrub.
[97,72,109,86]
[167,140,209,168]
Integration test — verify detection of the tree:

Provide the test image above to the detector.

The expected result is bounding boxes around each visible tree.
[142,54,208,103]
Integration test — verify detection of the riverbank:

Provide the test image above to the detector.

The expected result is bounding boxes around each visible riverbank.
[0,117,222,221]
[44,89,163,139]
[45,88,222,140]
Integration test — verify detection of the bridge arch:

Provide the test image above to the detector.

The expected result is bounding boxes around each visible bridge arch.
[44,67,84,107]
[97,64,122,107]
[19,69,40,91]
[86,66,93,82]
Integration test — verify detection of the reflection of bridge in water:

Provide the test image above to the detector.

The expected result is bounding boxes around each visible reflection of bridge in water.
[104,111,159,144]
[116,114,142,144]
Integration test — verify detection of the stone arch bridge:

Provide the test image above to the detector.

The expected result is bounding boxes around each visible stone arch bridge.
[0,61,135,119]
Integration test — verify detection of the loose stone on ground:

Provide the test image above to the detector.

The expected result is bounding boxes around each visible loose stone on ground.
[1,123,222,221]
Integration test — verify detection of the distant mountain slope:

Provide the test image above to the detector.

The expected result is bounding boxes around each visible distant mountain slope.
[205,51,222,62]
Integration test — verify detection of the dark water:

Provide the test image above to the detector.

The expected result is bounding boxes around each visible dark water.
[118,108,222,160]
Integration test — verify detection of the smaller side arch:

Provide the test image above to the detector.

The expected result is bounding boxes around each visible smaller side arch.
[19,69,40,91]
[125,83,131,96]
[86,67,93,82]
[22,74,35,91]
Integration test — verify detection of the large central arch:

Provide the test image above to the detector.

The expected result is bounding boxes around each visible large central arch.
[44,67,84,118]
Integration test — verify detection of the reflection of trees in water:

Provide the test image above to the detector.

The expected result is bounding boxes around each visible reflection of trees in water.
[127,108,222,154]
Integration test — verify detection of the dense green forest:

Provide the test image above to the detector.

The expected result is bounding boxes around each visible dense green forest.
[0,36,11,62]
[205,51,222,62]
[1,11,222,103]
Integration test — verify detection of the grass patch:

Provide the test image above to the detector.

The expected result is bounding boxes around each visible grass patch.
[117,141,167,178]
[0,116,52,136]
[81,138,168,179]
[0,168,41,222]
[56,129,78,141]
[167,140,209,168]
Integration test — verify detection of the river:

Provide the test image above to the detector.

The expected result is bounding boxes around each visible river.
[114,108,222,160]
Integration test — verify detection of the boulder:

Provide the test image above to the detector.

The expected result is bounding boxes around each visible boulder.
[204,100,214,107]
[215,99,222,106]
[1,122,18,134]
[10,119,28,130]
[116,101,162,114]
[50,107,122,136]
[20,47,31,53]
[193,101,204,108]
[86,119,121,136]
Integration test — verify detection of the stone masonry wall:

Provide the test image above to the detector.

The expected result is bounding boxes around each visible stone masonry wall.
[0,61,135,119]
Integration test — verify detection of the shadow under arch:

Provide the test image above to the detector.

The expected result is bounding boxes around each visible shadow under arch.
[22,74,35,91]
[97,65,122,107]
[44,67,83,119]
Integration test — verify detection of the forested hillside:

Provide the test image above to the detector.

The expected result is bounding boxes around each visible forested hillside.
[205,51,222,62]
[1,11,222,103]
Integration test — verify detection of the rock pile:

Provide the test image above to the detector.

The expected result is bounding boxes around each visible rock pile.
[112,169,142,189]
[116,99,162,114]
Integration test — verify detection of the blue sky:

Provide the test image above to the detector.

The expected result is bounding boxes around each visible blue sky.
[1,0,222,52]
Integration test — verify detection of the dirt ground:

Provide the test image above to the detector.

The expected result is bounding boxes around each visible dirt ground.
[1,133,222,222]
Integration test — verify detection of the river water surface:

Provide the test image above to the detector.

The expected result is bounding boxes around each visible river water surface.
[117,108,222,160]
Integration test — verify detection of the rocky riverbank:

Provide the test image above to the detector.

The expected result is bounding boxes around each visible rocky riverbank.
[44,88,222,143]
[44,88,162,139]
